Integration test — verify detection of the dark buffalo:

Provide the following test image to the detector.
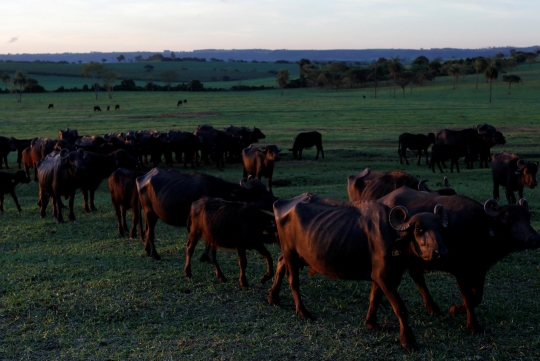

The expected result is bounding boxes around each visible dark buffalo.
[194,124,238,167]
[108,168,145,239]
[267,193,448,350]
[115,104,120,110]
[242,144,281,193]
[134,130,169,166]
[347,167,456,201]
[224,125,266,147]
[80,149,140,212]
[290,131,324,160]
[106,106,110,111]
[430,143,466,173]
[94,106,102,112]
[492,151,538,204]
[48,103,54,109]
[0,170,31,212]
[37,149,87,223]
[29,137,56,181]
[136,168,278,260]
[378,186,540,332]
[9,137,36,169]
[164,130,200,168]
[184,197,276,287]
[398,132,435,165]
[58,128,80,144]
[478,131,506,168]
[75,135,111,154]
[0,136,17,169]
[177,100,183,106]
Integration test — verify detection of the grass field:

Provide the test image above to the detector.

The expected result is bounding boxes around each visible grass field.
[0,61,299,90]
[0,63,539,360]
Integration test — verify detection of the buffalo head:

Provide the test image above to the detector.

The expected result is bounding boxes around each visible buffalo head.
[60,148,86,176]
[516,159,539,189]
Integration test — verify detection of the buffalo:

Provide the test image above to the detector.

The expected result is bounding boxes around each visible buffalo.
[492,151,538,204]
[242,144,281,193]
[267,193,448,350]
[94,106,102,112]
[48,103,54,109]
[58,128,80,144]
[398,132,435,165]
[136,168,278,260]
[108,168,145,239]
[290,131,324,160]
[0,136,17,169]
[177,100,183,106]
[9,137,35,169]
[0,170,31,212]
[29,137,56,181]
[184,197,276,287]
[378,186,540,332]
[115,104,120,110]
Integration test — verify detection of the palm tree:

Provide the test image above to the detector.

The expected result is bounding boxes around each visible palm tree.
[474,58,488,89]
[387,56,403,98]
[447,65,459,90]
[1,72,10,91]
[502,74,522,94]
[484,64,499,103]
[298,58,311,88]
[275,69,289,96]
[12,71,27,103]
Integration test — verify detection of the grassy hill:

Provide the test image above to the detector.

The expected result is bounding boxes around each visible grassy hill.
[0,62,539,359]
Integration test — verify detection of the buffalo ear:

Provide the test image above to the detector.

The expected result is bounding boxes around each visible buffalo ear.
[484,199,500,217]
[518,198,530,212]
[386,236,411,257]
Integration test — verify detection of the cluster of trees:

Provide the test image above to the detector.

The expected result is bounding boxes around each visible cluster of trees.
[0,71,45,101]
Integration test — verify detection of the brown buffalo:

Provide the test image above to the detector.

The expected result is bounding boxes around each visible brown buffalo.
[492,150,538,204]
[398,132,435,165]
[0,170,30,212]
[268,193,448,350]
[242,144,281,193]
[108,168,145,239]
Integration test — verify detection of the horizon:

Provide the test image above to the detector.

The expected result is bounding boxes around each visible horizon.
[2,1,540,54]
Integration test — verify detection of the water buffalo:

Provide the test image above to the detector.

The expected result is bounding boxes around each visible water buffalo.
[398,132,435,165]
[58,128,80,144]
[48,103,54,109]
[242,144,281,193]
[267,193,448,350]
[94,106,102,112]
[29,137,56,181]
[9,137,35,169]
[0,136,17,169]
[492,151,538,204]
[0,170,31,212]
[184,197,276,287]
[136,168,278,260]
[290,131,324,160]
[115,104,120,110]
[378,186,540,332]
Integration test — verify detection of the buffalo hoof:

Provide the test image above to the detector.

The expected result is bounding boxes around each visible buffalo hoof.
[449,304,467,315]
[152,254,161,261]
[184,270,192,279]
[468,324,484,334]
[218,275,228,283]
[239,279,249,288]
[260,274,273,284]
[297,307,315,320]
[129,231,137,239]
[267,294,280,306]
[401,341,417,352]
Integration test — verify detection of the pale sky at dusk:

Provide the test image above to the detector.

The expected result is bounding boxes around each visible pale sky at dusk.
[2,0,539,54]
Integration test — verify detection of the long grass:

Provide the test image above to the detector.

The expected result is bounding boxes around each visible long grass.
[0,63,539,360]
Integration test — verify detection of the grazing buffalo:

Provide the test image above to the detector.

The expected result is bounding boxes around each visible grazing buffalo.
[136,168,278,260]
[290,131,324,160]
[80,149,140,212]
[184,197,276,287]
[430,143,465,173]
[0,170,31,212]
[115,104,120,110]
[0,136,17,169]
[378,187,540,332]
[94,106,102,112]
[347,167,456,201]
[108,168,145,239]
[21,147,32,179]
[177,100,182,106]
[242,145,281,193]
[48,103,54,109]
[398,132,435,165]
[37,149,87,223]
[267,193,448,350]
[492,151,538,204]
[183,99,187,104]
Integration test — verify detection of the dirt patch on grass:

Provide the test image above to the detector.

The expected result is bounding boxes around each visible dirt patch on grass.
[133,112,219,119]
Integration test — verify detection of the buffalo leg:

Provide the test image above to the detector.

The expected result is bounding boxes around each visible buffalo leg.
[0,195,3,212]
[320,146,324,159]
[144,212,160,260]
[184,230,200,278]
[81,189,91,212]
[114,204,125,236]
[130,203,141,240]
[365,281,385,329]
[506,188,516,204]
[424,147,430,165]
[33,166,38,182]
[255,244,273,284]
[68,193,76,222]
[207,246,227,283]
[237,248,249,287]
[451,274,485,333]
[268,254,286,305]
[39,190,49,219]
[408,267,441,314]
[89,190,97,211]
[9,190,22,212]
[120,206,129,236]
[284,253,313,319]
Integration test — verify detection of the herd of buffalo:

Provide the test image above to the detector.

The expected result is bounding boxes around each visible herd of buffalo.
[0,122,538,350]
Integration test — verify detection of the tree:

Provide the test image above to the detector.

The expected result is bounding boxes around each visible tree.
[101,58,107,63]
[1,72,10,91]
[12,71,27,103]
[298,58,311,88]
[160,70,178,91]
[526,52,537,66]
[144,64,155,73]
[396,71,411,97]
[170,52,176,59]
[275,69,289,96]
[484,64,499,103]
[135,55,143,62]
[502,74,522,94]
[81,62,106,100]
[187,79,204,92]
[428,59,442,81]
[387,56,403,98]
[446,65,459,90]
[23,78,45,93]
[116,54,125,62]
[103,71,119,99]
[474,57,488,89]
[145,75,154,91]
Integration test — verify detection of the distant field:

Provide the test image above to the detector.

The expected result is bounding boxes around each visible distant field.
[0,60,299,90]
[0,63,539,360]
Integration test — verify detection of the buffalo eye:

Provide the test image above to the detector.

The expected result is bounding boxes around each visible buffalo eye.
[415,225,422,233]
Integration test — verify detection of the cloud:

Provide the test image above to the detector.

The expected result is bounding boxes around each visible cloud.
[8,36,18,43]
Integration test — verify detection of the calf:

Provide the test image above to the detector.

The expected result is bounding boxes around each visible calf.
[430,143,467,173]
[184,197,276,287]
[115,104,120,110]
[0,170,31,212]
[242,145,281,193]
[398,132,435,165]
[48,103,54,109]
[0,136,17,169]
[108,168,145,239]
[177,100,182,106]
[290,131,324,160]
[492,150,538,204]
[94,106,102,112]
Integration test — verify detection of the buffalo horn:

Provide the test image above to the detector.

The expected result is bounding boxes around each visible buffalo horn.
[153,132,160,138]
[418,180,430,192]
[240,178,252,189]
[389,206,410,231]
[477,123,487,135]
[484,199,500,217]
[434,204,448,228]
[518,198,530,212]
[517,159,525,169]
[60,148,69,160]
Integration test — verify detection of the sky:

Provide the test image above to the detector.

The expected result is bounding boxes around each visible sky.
[1,0,539,54]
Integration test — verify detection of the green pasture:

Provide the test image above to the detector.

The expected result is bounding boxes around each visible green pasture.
[1,67,540,360]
